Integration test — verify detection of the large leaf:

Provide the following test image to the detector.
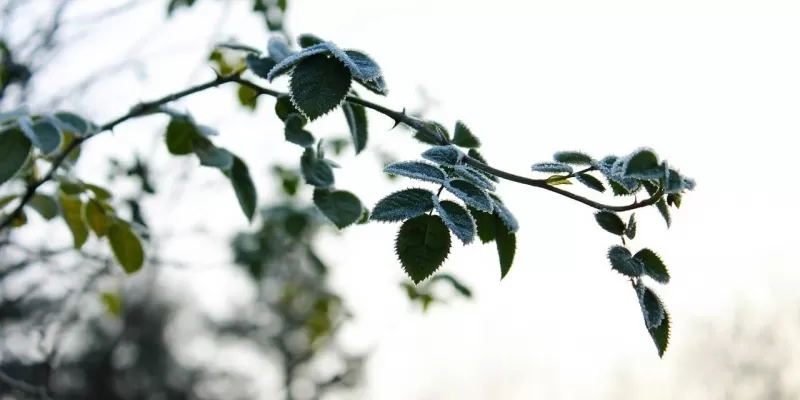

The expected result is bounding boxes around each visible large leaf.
[451,121,480,148]
[490,195,519,233]
[421,145,462,165]
[300,148,335,188]
[289,53,352,121]
[108,220,145,274]
[594,210,626,236]
[531,162,573,174]
[313,189,363,229]
[636,282,665,331]
[607,245,643,278]
[394,214,451,284]
[384,161,446,184]
[624,148,661,179]
[28,194,59,220]
[494,214,516,279]
[433,198,476,245]
[553,151,593,165]
[341,100,368,154]
[83,199,111,237]
[453,165,495,191]
[0,128,33,186]
[267,43,332,81]
[444,179,493,213]
[58,193,88,249]
[634,248,670,284]
[223,156,257,222]
[370,188,435,222]
[342,50,383,82]
[468,206,496,244]
[283,113,315,148]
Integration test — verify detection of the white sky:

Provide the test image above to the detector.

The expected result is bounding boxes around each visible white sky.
[12,0,800,398]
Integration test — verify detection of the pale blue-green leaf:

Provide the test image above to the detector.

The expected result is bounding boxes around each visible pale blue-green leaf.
[19,118,62,154]
[371,188,435,223]
[607,245,643,278]
[636,282,665,330]
[634,248,670,284]
[343,50,383,82]
[531,162,573,174]
[665,167,684,194]
[289,53,352,121]
[195,145,234,170]
[52,112,95,135]
[216,41,261,54]
[624,147,662,179]
[384,161,446,184]
[453,165,495,191]
[433,197,476,245]
[445,179,493,213]
[266,43,331,81]
[490,195,519,233]
[267,37,294,62]
[245,54,278,80]
[421,145,462,166]
[553,151,593,165]
[0,106,29,124]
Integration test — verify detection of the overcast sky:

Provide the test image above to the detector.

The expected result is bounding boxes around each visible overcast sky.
[16,0,800,398]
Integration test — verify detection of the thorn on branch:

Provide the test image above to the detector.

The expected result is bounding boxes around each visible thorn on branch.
[389,107,406,131]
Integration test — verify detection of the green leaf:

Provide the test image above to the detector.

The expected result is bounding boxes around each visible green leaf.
[237,84,259,111]
[636,282,666,331]
[58,181,84,195]
[300,148,335,188]
[4,209,28,227]
[430,273,473,298]
[608,179,634,196]
[594,210,626,236]
[284,113,315,148]
[607,245,643,278]
[223,156,257,222]
[312,188,363,229]
[108,220,145,274]
[553,151,593,165]
[546,175,572,186]
[624,148,661,178]
[444,179,493,213]
[298,33,325,48]
[274,94,300,121]
[624,213,637,240]
[649,305,670,358]
[245,53,277,79]
[58,193,89,249]
[469,206,496,244]
[371,188,435,222]
[0,194,17,209]
[100,291,123,317]
[667,193,682,209]
[289,53,352,121]
[467,149,498,182]
[342,101,368,154]
[451,121,480,148]
[655,198,671,228]
[575,173,605,192]
[26,120,63,154]
[634,248,670,284]
[194,141,234,170]
[433,198,476,245]
[493,214,516,279]
[394,214,451,284]
[0,128,33,186]
[164,118,199,155]
[83,199,111,237]
[84,183,112,200]
[28,194,59,220]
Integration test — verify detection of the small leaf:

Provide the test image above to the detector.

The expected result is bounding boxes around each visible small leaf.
[58,193,89,249]
[300,148,335,188]
[28,194,59,220]
[655,198,671,228]
[342,50,383,82]
[594,210,626,236]
[267,37,294,62]
[607,245,643,277]
[284,114,315,148]
[237,84,259,111]
[624,148,661,178]
[575,173,605,192]
[608,179,634,196]
[245,53,278,80]
[664,167,684,194]
[5,209,27,227]
[467,149,498,182]
[469,206,496,243]
[20,119,62,154]
[298,33,325,48]
[108,220,145,274]
[649,305,671,358]
[667,193,682,208]
[164,118,199,155]
[444,179,493,213]
[451,121,481,148]
[489,196,519,233]
[53,112,94,135]
[313,189,363,229]
[546,175,572,186]
[553,151,593,165]
[100,291,123,317]
[83,199,111,237]
[223,156,257,222]
[421,145,462,165]
[625,213,637,240]
[0,194,17,209]
[453,165,495,191]
[341,101,368,154]
[636,282,665,331]
[59,181,84,195]
[84,183,112,200]
[194,142,235,170]
[430,273,473,298]
[494,214,516,279]
[384,161,446,184]
[289,53,352,121]
[274,95,300,121]
[370,188,435,222]
[433,197,476,245]
[0,128,33,186]
[356,75,388,96]
[531,162,573,174]
[395,214,451,284]
[634,248,670,284]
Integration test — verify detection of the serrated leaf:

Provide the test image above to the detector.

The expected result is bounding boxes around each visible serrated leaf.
[546,175,572,186]
[467,149,498,182]
[298,33,325,48]
[451,121,480,148]
[595,210,626,236]
[356,75,388,96]
[624,148,661,178]
[608,179,634,196]
[468,206,496,243]
[664,167,684,194]
[445,179,493,213]
[384,161,446,184]
[634,248,670,284]
[430,273,473,298]
[300,148,334,188]
[108,220,145,274]
[655,198,671,228]
[650,306,670,358]
[237,84,259,111]
[289,53,352,121]
[575,173,605,192]
[342,50,383,82]
[421,145,462,166]
[223,156,257,222]
[266,42,333,81]
[341,101,368,154]
[313,189,363,229]
[370,188,435,222]
[28,194,58,220]
[636,282,665,331]
[531,162,573,174]
[493,214,516,279]
[274,95,300,121]
[490,195,519,233]
[433,198,476,245]
[625,213,637,240]
[58,193,88,249]
[83,199,110,237]
[164,118,198,155]
[0,128,32,186]
[667,193,682,208]
[100,291,123,317]
[607,245,643,277]
[453,165,495,191]
[395,214,451,284]
[553,151,593,165]
[284,113,315,148]
[245,53,278,80]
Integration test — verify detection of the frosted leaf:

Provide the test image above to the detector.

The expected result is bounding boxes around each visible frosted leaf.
[421,145,463,166]
[453,165,495,191]
[607,245,643,278]
[467,149,499,182]
[433,197,476,245]
[300,148,334,188]
[623,147,664,179]
[371,188,435,223]
[289,53,352,121]
[444,179,493,213]
[683,176,697,191]
[245,54,278,80]
[343,50,383,82]
[664,167,684,194]
[489,195,519,233]
[636,282,665,330]
[625,213,637,240]
[553,150,593,165]
[357,75,388,96]
[384,161,446,184]
[531,162,573,174]
[634,248,670,284]
[595,210,626,236]
[267,37,294,62]
[266,43,332,81]
[341,100,368,154]
[575,173,605,192]
[298,34,325,49]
